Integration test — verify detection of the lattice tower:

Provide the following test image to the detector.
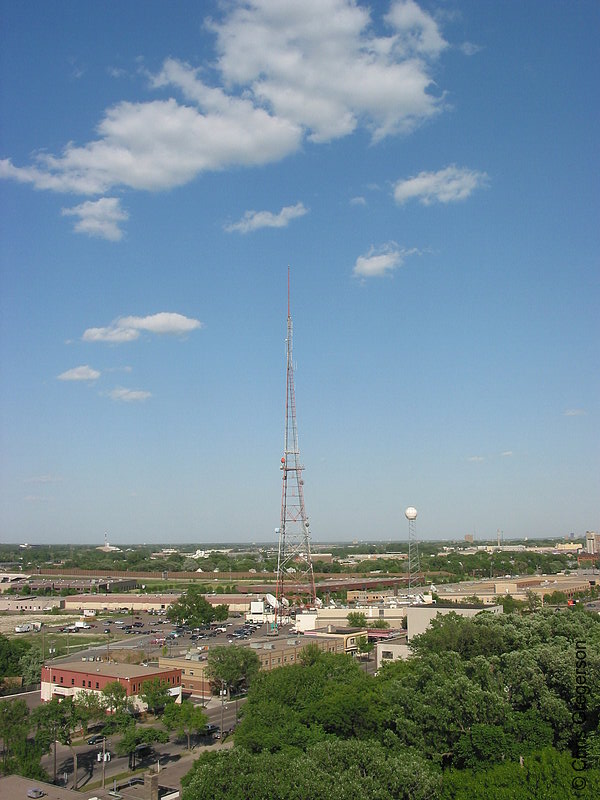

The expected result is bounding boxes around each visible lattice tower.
[274,270,316,627]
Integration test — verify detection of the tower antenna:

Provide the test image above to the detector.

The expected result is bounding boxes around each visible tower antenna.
[273,268,316,631]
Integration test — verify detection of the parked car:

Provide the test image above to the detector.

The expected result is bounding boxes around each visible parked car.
[87,734,104,745]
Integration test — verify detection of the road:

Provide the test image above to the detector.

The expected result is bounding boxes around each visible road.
[40,701,241,792]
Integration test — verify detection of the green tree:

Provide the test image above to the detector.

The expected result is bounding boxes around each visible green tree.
[162,699,207,750]
[0,634,31,681]
[207,646,260,699]
[0,698,29,774]
[182,739,441,800]
[167,585,228,627]
[347,611,367,627]
[140,677,172,715]
[356,635,375,671]
[18,644,44,686]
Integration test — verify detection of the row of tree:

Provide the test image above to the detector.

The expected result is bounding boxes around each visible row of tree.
[0,677,209,787]
[182,607,600,799]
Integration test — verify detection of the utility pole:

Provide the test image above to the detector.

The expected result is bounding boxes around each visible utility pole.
[101,736,106,788]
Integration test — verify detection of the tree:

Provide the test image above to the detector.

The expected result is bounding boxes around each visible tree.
[0,634,30,682]
[369,619,390,629]
[181,739,441,800]
[167,585,229,628]
[0,698,29,774]
[116,724,169,770]
[140,677,172,715]
[162,699,207,750]
[18,645,44,686]
[347,612,367,627]
[206,646,260,698]
[299,643,323,666]
[356,635,374,671]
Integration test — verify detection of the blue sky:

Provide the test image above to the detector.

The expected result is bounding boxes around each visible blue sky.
[1,1,598,545]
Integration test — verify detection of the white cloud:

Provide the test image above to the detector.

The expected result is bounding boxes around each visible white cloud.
[350,196,366,206]
[1,1,450,210]
[353,244,419,278]
[501,451,514,457]
[109,387,152,402]
[460,42,482,56]
[24,474,62,484]
[385,0,448,58]
[393,165,489,205]
[211,0,446,143]
[57,365,101,381]
[82,312,203,343]
[61,197,128,241]
[564,409,586,416]
[224,202,308,233]
[467,455,485,462]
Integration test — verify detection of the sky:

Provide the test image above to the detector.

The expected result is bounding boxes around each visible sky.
[0,1,598,546]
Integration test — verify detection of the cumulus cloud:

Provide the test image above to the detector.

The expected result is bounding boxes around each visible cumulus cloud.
[350,196,366,206]
[393,165,488,205]
[82,312,203,343]
[1,1,449,210]
[353,244,419,278]
[564,408,586,416]
[57,365,101,381]
[108,387,152,402]
[61,197,128,240]
[225,202,308,233]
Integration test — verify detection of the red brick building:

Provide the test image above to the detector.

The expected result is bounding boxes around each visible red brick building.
[41,661,182,710]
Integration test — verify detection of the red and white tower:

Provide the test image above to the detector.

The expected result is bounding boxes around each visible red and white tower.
[274,269,316,627]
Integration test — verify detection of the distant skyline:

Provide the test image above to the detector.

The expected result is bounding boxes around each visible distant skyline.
[1,1,598,544]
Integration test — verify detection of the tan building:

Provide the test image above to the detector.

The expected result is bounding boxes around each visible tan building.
[160,636,345,701]
[303,626,369,654]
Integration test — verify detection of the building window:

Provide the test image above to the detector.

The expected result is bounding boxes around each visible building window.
[60,676,64,684]
[88,681,91,688]
[96,682,99,689]
[71,679,75,686]
[382,651,393,660]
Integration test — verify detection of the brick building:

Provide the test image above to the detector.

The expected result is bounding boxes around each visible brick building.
[41,661,182,710]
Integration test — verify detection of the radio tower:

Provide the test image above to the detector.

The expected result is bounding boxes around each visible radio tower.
[274,269,316,628]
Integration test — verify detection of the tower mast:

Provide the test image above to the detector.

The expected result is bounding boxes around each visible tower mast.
[274,268,316,628]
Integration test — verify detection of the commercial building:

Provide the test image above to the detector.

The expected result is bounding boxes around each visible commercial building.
[159,635,345,702]
[41,661,182,710]
[586,531,599,555]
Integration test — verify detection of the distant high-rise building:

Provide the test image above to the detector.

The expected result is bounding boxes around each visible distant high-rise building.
[464,534,474,544]
[586,531,599,555]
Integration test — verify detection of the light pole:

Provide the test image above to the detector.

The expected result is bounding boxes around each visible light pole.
[220,681,225,744]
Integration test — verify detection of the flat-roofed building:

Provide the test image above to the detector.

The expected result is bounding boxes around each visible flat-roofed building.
[41,661,182,710]
[160,635,345,701]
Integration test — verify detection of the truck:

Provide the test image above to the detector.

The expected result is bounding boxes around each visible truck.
[14,622,42,633]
